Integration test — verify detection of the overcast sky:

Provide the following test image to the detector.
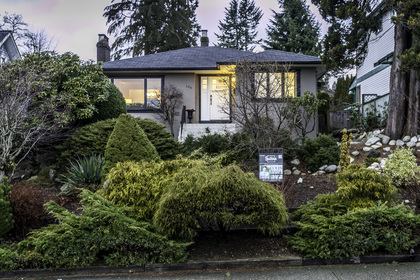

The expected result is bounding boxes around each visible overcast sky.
[0,0,328,61]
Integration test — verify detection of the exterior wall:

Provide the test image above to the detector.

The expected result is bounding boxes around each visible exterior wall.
[299,68,319,138]
[358,66,391,96]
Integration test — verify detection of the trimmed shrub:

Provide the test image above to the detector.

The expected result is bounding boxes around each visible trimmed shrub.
[298,134,340,172]
[0,177,13,237]
[100,159,203,221]
[384,147,420,187]
[0,246,22,271]
[9,183,57,237]
[59,154,105,196]
[153,164,288,240]
[17,190,189,269]
[182,133,230,156]
[336,164,398,209]
[90,83,126,123]
[60,117,179,162]
[288,203,420,259]
[102,114,160,175]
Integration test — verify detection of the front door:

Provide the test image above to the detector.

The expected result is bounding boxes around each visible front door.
[200,76,230,121]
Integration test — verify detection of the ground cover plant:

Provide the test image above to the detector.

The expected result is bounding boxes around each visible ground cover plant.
[4,190,188,269]
[384,147,420,188]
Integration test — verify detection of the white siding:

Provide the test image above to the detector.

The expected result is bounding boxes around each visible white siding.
[358,66,391,96]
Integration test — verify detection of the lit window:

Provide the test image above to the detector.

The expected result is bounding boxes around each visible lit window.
[255,72,297,99]
[113,78,162,110]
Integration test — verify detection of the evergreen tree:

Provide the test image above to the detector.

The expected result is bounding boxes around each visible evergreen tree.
[263,0,321,56]
[102,114,160,175]
[0,178,13,237]
[215,0,263,51]
[332,75,354,109]
[104,0,200,59]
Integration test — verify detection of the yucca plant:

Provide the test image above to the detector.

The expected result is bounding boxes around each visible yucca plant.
[59,154,105,195]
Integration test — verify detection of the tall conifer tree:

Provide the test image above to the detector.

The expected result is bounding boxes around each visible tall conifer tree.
[215,0,263,51]
[104,0,200,59]
[263,0,321,56]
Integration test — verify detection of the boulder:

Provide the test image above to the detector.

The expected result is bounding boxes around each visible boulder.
[403,135,411,142]
[371,144,381,150]
[291,159,300,165]
[352,151,360,156]
[411,136,418,143]
[383,147,391,152]
[389,140,396,146]
[365,136,380,146]
[381,135,390,145]
[325,165,337,173]
[293,169,301,175]
[297,177,303,184]
[363,147,373,152]
[319,165,328,171]
[407,141,416,148]
[284,169,292,175]
[396,140,405,147]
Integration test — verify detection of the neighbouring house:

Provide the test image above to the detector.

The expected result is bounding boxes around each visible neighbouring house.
[99,33,324,141]
[0,30,20,65]
[349,2,394,116]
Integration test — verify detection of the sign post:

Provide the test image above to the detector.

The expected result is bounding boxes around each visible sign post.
[258,148,284,183]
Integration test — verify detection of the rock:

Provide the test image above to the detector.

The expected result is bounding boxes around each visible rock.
[405,200,410,204]
[317,170,326,175]
[301,173,306,176]
[383,147,391,152]
[352,151,360,156]
[293,169,301,175]
[350,157,354,163]
[291,159,300,165]
[371,144,381,150]
[363,147,373,152]
[28,175,38,181]
[365,136,380,146]
[403,135,411,142]
[389,140,396,146]
[292,167,296,170]
[284,170,292,175]
[411,136,418,143]
[417,142,420,147]
[309,186,314,189]
[319,165,328,171]
[350,141,361,145]
[396,140,405,147]
[336,165,341,173]
[297,177,303,183]
[49,169,56,181]
[357,132,367,141]
[325,165,337,173]
[370,162,380,168]
[407,141,416,148]
[381,135,390,145]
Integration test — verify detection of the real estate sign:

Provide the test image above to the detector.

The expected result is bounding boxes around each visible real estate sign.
[258,148,283,183]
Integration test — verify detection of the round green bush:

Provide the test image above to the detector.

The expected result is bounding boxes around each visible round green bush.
[298,134,340,172]
[102,114,160,175]
[384,147,420,187]
[336,164,397,209]
[90,83,127,123]
[60,117,180,162]
[153,164,288,240]
[100,159,203,221]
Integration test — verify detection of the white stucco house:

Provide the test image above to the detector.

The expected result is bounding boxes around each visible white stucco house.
[349,2,394,115]
[99,34,324,141]
[0,30,20,65]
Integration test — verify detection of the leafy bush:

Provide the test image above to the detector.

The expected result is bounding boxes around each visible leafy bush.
[153,164,288,240]
[102,114,160,175]
[182,133,230,156]
[17,190,188,269]
[9,183,57,237]
[0,178,13,237]
[0,246,22,271]
[367,149,381,158]
[384,147,420,187]
[365,157,379,168]
[59,117,180,163]
[298,134,340,172]
[90,83,126,123]
[59,154,105,196]
[288,203,420,259]
[336,164,397,209]
[100,159,203,221]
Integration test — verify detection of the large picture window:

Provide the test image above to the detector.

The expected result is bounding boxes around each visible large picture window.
[113,77,162,110]
[255,72,298,99]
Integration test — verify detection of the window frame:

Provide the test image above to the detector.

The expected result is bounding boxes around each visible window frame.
[253,70,300,101]
[110,76,164,112]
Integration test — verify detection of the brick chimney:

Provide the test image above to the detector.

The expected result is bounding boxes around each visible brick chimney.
[200,30,209,47]
[96,34,110,62]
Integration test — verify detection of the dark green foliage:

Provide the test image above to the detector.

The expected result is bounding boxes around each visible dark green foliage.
[59,154,105,196]
[104,0,200,59]
[332,75,354,109]
[0,246,22,271]
[0,177,14,236]
[60,117,179,163]
[17,190,188,268]
[102,114,160,175]
[100,159,203,221]
[365,157,379,168]
[298,134,340,172]
[263,0,321,56]
[215,0,263,51]
[154,164,288,240]
[367,150,381,158]
[182,133,231,156]
[317,92,330,115]
[288,203,420,259]
[336,164,398,209]
[90,83,126,123]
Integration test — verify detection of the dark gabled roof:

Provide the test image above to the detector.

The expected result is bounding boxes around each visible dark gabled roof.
[102,47,251,71]
[0,30,11,44]
[102,46,322,71]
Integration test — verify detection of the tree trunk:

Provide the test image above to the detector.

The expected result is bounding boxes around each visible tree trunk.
[404,68,420,136]
[385,22,409,140]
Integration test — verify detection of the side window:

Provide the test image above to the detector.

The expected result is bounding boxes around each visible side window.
[255,72,298,99]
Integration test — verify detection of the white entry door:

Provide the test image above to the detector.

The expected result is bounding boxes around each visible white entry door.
[200,76,230,121]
